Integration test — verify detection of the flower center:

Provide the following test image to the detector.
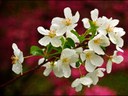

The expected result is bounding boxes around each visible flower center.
[86,52,92,59]
[62,18,72,26]
[62,58,70,64]
[94,38,101,45]
[49,30,56,38]
[106,25,114,33]
[11,55,19,64]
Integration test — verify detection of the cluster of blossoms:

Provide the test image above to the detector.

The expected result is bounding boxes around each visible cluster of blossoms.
[11,7,125,92]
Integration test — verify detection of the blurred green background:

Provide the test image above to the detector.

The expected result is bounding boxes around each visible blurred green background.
[0,0,128,95]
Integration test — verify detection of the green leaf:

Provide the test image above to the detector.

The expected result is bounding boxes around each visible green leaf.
[30,46,43,56]
[76,61,80,67]
[63,38,75,48]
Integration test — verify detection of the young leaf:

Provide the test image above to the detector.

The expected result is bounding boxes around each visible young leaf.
[30,46,43,56]
[66,38,75,48]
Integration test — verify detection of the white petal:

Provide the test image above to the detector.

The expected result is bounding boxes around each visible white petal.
[92,75,99,85]
[43,68,52,76]
[114,27,125,36]
[18,52,24,63]
[80,53,86,62]
[72,11,80,23]
[75,84,82,92]
[62,65,71,78]
[12,63,22,74]
[51,37,61,47]
[91,9,98,21]
[52,17,64,25]
[110,19,119,27]
[53,66,63,78]
[70,54,79,64]
[80,76,93,86]
[37,26,48,35]
[71,78,80,87]
[38,58,45,65]
[108,32,116,44]
[85,60,96,72]
[112,55,123,64]
[38,36,51,46]
[91,54,104,66]
[82,18,90,29]
[88,41,105,55]
[96,68,105,77]
[116,37,124,47]
[116,46,124,52]
[12,43,20,56]
[56,27,67,36]
[64,7,72,18]
[66,32,80,43]
[106,59,112,73]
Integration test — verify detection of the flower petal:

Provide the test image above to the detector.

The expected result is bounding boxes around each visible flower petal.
[37,26,48,35]
[75,84,82,92]
[106,59,112,73]
[12,63,22,74]
[85,60,96,72]
[72,11,80,23]
[62,65,71,78]
[80,76,93,86]
[52,17,64,25]
[91,9,98,21]
[64,7,72,18]
[110,19,119,27]
[112,55,123,64]
[18,52,24,64]
[43,67,52,76]
[38,58,45,65]
[12,43,20,56]
[38,36,51,46]
[51,37,61,47]
[71,78,80,87]
[82,18,90,29]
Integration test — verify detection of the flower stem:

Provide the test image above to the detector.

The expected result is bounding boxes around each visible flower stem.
[24,55,34,59]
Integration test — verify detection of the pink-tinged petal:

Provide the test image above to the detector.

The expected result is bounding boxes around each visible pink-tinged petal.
[106,59,112,74]
[72,11,80,23]
[51,37,61,47]
[12,63,22,74]
[91,9,99,21]
[38,36,51,46]
[37,26,48,35]
[82,18,90,29]
[91,54,104,66]
[64,7,72,19]
[85,60,96,72]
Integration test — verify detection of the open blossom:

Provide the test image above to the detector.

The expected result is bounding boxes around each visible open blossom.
[38,58,63,77]
[37,24,62,47]
[98,17,125,52]
[86,68,105,85]
[106,51,124,73]
[11,43,24,74]
[57,48,79,78]
[71,76,93,92]
[82,9,104,29]
[80,49,104,72]
[52,7,80,36]
[88,34,110,55]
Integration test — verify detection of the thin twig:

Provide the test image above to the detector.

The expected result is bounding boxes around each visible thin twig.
[0,60,47,88]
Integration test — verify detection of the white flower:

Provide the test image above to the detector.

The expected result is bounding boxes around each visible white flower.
[80,49,104,72]
[86,68,105,85]
[52,7,80,36]
[11,43,24,74]
[106,51,124,73]
[57,48,79,78]
[82,9,104,29]
[71,76,93,92]
[38,58,63,77]
[88,34,110,55]
[37,24,62,47]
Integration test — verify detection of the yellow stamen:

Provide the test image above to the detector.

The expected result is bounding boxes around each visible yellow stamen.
[94,38,101,44]
[11,55,19,64]
[62,18,72,26]
[62,58,70,64]
[49,30,56,38]
[106,25,114,33]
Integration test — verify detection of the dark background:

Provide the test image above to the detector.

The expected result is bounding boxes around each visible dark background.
[0,0,128,95]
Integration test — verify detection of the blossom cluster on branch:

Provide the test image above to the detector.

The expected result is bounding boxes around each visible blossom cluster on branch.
[11,7,125,92]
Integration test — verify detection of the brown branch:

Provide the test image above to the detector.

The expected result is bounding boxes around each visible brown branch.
[0,60,47,88]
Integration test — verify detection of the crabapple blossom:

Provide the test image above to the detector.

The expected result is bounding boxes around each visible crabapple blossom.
[71,76,93,92]
[38,58,63,77]
[11,43,24,74]
[88,34,110,55]
[52,7,80,36]
[86,68,105,85]
[38,24,62,47]
[57,48,79,78]
[106,51,124,73]
[80,49,104,72]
